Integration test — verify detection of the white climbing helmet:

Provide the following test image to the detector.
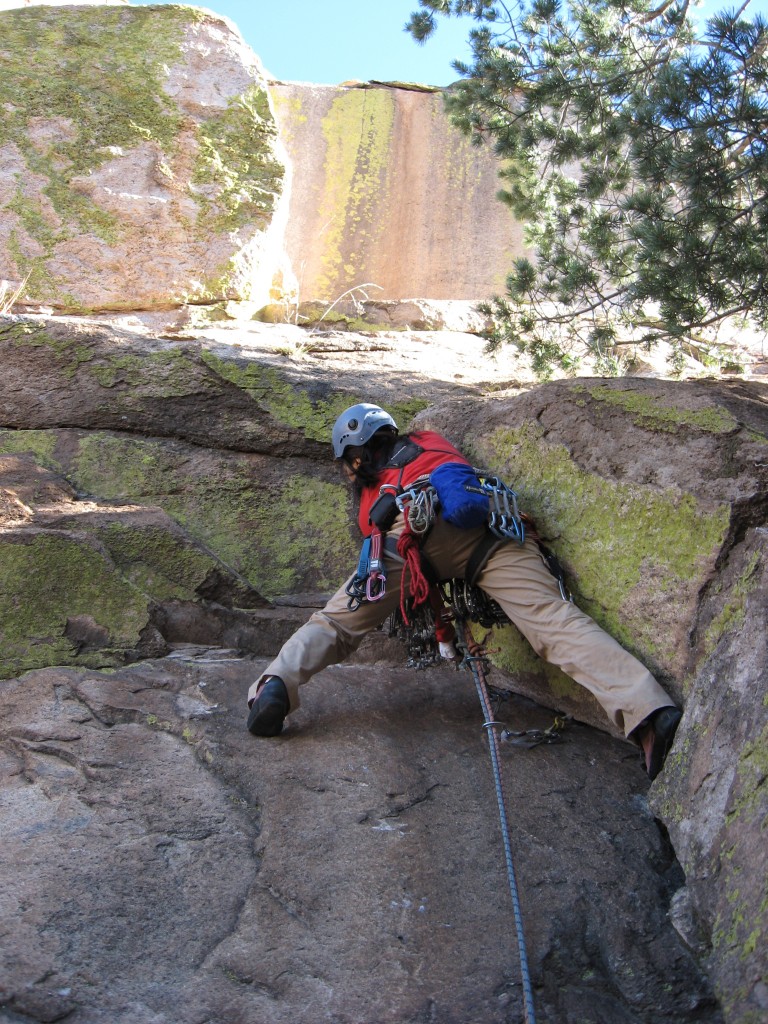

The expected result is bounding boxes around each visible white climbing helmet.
[332,403,398,458]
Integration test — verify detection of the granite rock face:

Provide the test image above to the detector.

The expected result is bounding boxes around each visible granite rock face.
[270,80,526,303]
[1,310,767,1021]
[0,5,529,316]
[650,525,768,1024]
[0,5,291,311]
[0,649,723,1024]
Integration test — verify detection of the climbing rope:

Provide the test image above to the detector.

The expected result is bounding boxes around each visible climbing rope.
[456,617,538,1024]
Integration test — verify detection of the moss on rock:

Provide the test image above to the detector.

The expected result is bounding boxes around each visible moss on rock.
[703,551,762,656]
[0,532,149,676]
[243,474,357,596]
[69,430,356,597]
[100,522,219,602]
[201,351,354,442]
[478,422,730,670]
[192,83,284,235]
[574,384,739,434]
[1,5,190,300]
[87,346,210,397]
[0,428,59,469]
[200,350,428,445]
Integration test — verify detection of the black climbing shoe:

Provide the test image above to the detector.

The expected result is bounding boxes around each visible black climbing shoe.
[639,706,682,781]
[247,676,290,737]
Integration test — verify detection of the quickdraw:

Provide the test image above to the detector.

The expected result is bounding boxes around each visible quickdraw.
[387,600,444,670]
[466,474,526,544]
[443,577,508,629]
[366,527,387,602]
[502,719,570,748]
[490,689,571,747]
[345,527,387,610]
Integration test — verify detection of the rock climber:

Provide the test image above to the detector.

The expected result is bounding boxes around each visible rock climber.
[247,403,682,780]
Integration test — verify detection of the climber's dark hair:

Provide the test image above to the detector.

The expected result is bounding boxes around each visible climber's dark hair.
[341,426,400,494]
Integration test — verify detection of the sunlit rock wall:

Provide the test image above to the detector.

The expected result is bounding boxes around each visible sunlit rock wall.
[0,4,291,312]
[270,81,526,302]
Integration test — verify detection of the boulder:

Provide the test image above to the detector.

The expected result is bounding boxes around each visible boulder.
[419,378,768,725]
[288,297,492,333]
[0,4,292,311]
[650,526,768,1024]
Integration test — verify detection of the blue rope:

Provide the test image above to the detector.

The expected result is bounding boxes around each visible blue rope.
[459,624,537,1024]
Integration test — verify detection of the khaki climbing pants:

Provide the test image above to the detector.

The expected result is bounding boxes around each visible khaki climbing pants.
[249,516,674,737]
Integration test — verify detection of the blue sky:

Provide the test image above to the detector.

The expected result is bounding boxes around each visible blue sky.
[134,0,474,86]
[132,0,768,87]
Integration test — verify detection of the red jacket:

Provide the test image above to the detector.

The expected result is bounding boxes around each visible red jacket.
[357,430,470,536]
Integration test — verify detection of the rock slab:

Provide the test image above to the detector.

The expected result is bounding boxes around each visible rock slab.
[0,648,721,1024]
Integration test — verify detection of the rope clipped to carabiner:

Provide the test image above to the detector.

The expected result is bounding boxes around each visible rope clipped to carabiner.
[456,618,538,1024]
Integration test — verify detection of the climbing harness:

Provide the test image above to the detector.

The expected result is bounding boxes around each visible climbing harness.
[455,618,538,1024]
[351,459,531,616]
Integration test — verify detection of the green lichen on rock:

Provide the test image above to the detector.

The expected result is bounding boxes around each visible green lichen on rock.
[201,350,352,441]
[0,532,149,677]
[711,844,768,1020]
[649,726,698,823]
[1,6,192,162]
[68,431,356,597]
[704,551,762,655]
[0,4,283,306]
[481,422,730,661]
[3,322,214,394]
[1,320,95,376]
[574,384,739,434]
[315,88,396,298]
[243,475,357,596]
[192,82,284,235]
[100,522,217,602]
[0,428,59,470]
[86,345,209,396]
[200,350,426,444]
[1,5,192,298]
[726,720,768,828]
[73,433,182,500]
[163,471,357,599]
